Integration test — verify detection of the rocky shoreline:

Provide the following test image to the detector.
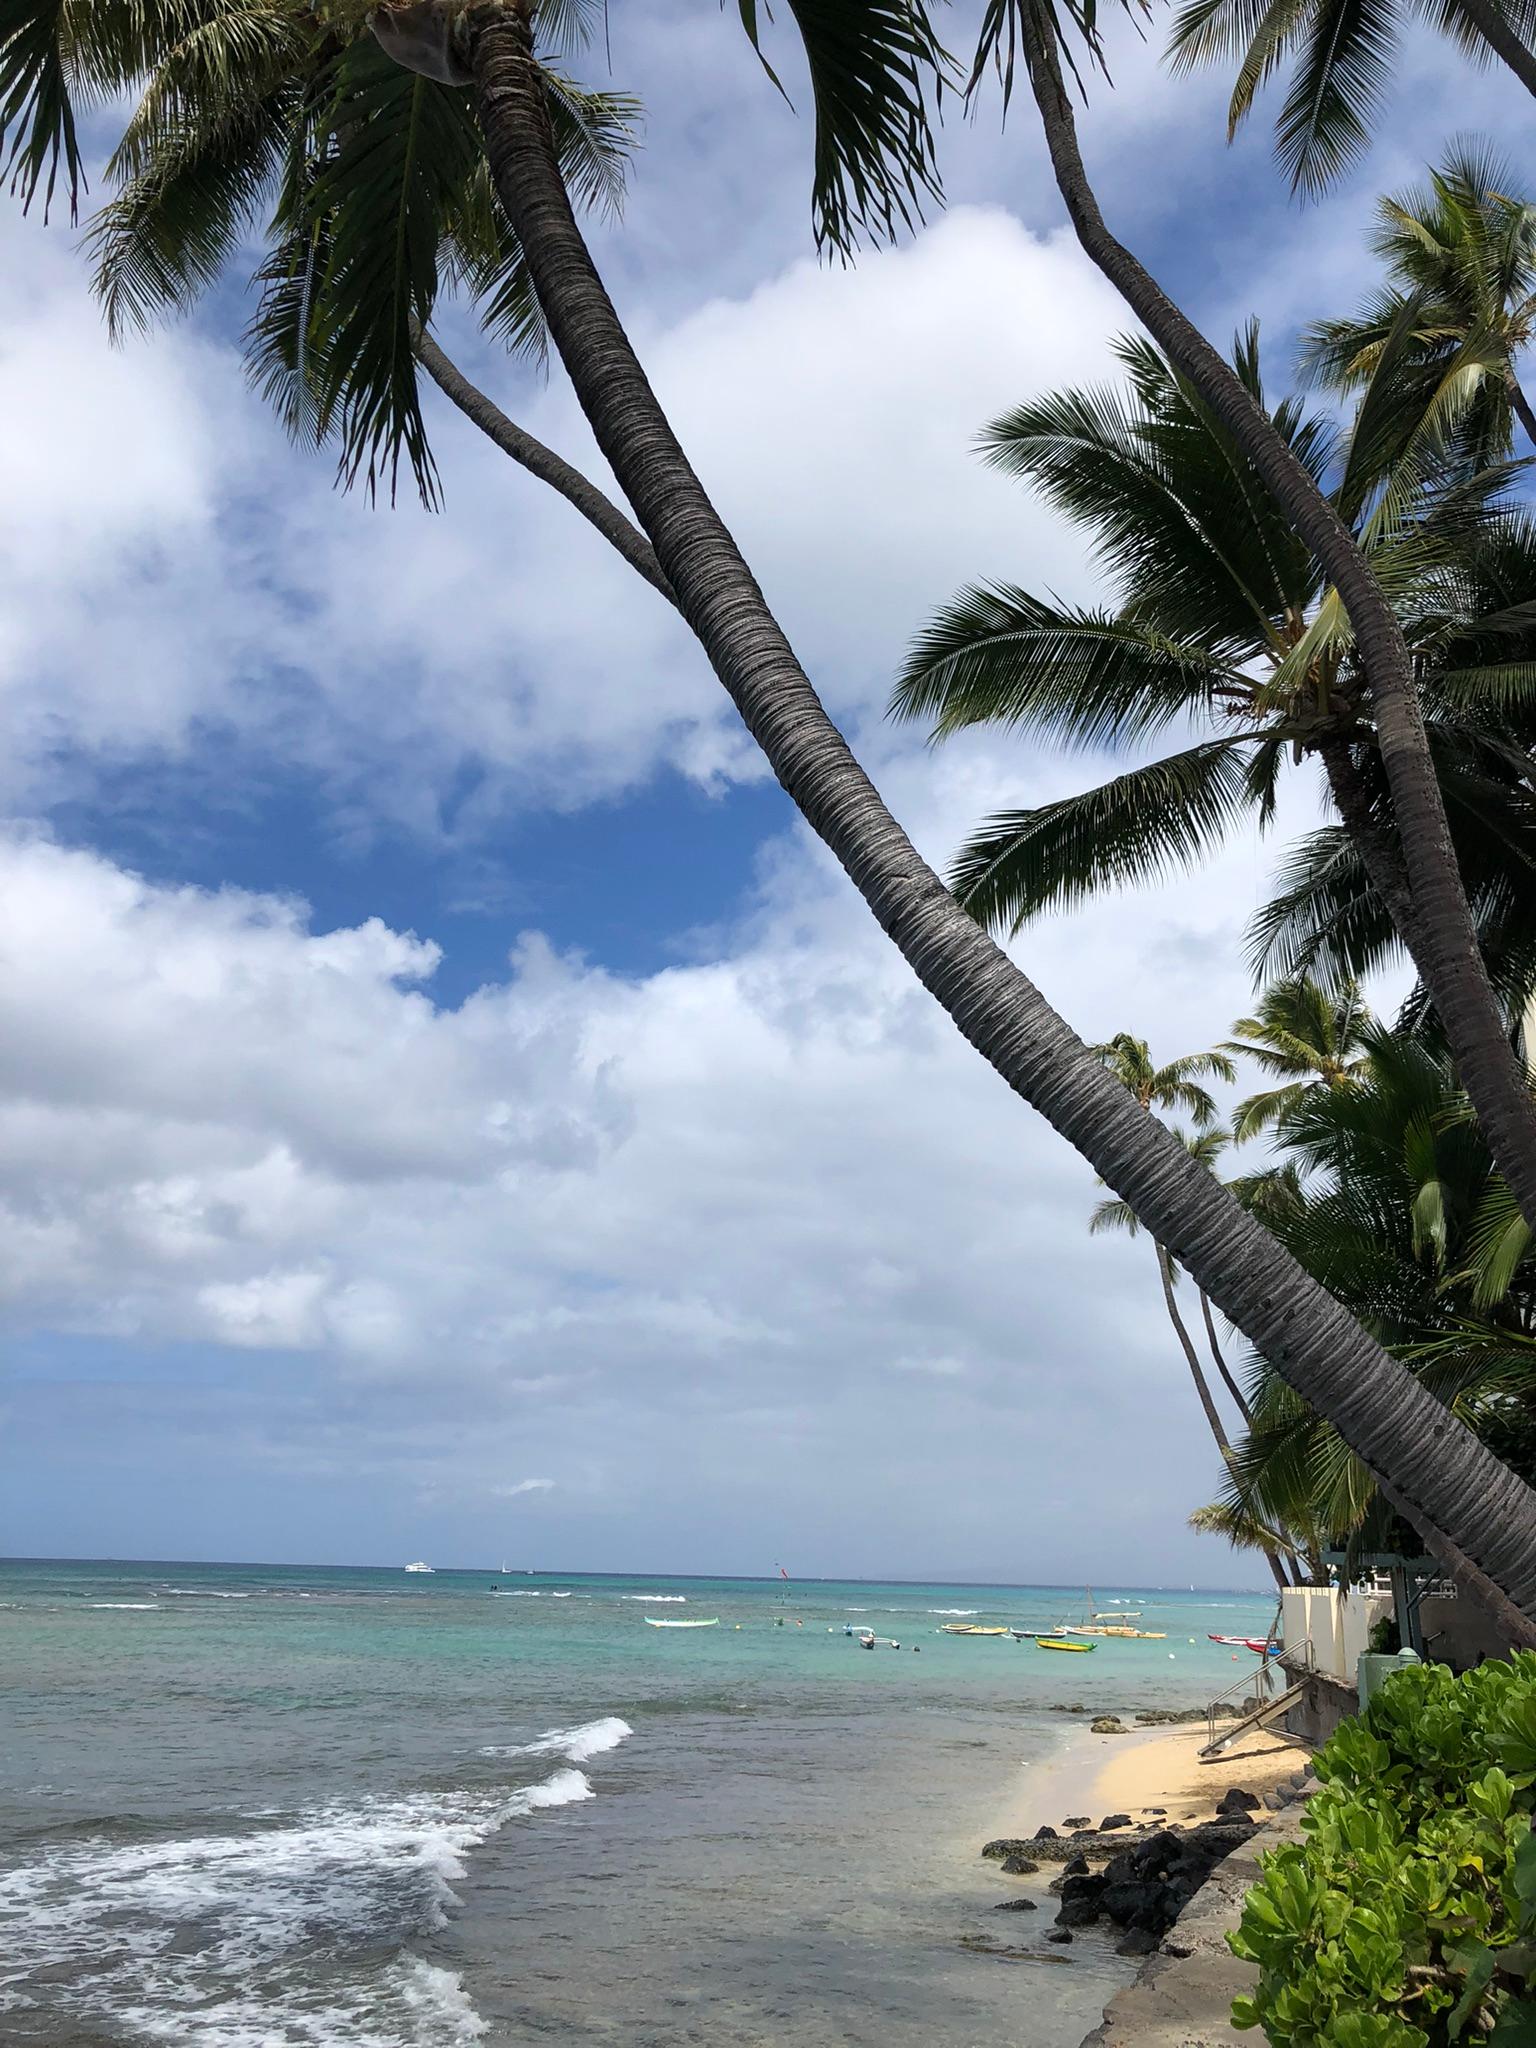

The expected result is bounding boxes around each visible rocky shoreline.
[979,1745,1317,1960]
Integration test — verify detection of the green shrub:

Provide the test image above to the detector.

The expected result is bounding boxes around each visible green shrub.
[1229,1652,1536,2048]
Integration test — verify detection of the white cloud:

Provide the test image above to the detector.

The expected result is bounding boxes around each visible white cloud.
[0,204,1123,827]
[0,777,1354,1573]
[497,1479,556,1498]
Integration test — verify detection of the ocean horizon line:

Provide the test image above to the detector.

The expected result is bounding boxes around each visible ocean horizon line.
[0,1554,1273,1594]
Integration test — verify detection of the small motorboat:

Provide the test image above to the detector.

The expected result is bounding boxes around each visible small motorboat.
[1208,1633,1281,1654]
[646,1616,720,1628]
[1036,1636,1095,1653]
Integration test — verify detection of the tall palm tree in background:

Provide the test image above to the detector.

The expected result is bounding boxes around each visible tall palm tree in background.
[976,0,1536,1231]
[7,0,1536,1634]
[1300,145,1536,463]
[1083,1050,1296,1591]
[1166,0,1536,194]
[1222,977,1372,1141]
[892,332,1536,1018]
[1207,1027,1536,1570]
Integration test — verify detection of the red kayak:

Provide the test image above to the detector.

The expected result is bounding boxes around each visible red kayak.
[1209,1633,1282,1654]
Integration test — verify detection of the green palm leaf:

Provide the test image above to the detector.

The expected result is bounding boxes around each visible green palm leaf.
[1273,0,1399,195]
[890,589,1236,747]
[948,736,1263,934]
[735,0,948,252]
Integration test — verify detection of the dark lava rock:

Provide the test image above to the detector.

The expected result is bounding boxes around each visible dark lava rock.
[1033,1825,1060,1842]
[1000,1855,1039,1875]
[1117,1928,1161,1957]
[1090,1718,1126,1734]
[1099,1814,1133,1831]
[1141,1807,1167,1816]
[993,1897,1039,1911]
[1217,1787,1261,1815]
[982,1838,1035,1862]
[1063,1855,1090,1877]
[1057,1876,1105,1928]
[1046,1928,1074,1945]
[1062,1816,1091,1829]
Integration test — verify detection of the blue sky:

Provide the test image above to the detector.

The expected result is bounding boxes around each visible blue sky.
[0,1,1526,1580]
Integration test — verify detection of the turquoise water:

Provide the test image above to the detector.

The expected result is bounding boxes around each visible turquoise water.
[0,1559,1275,2045]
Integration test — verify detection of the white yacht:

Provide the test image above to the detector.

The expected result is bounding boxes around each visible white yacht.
[403,1561,434,1574]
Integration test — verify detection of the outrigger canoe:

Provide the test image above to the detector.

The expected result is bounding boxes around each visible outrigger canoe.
[646,1616,720,1628]
[939,1623,1011,1636]
[1036,1636,1095,1653]
[1060,1624,1168,1639]
[1209,1634,1281,1654]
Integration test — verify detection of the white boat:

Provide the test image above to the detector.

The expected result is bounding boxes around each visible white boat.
[645,1616,719,1628]
[404,1561,434,1574]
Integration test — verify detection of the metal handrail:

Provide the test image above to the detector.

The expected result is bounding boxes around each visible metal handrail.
[1205,1637,1313,1752]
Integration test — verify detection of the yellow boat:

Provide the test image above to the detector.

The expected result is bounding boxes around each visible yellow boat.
[939,1623,1011,1636]
[1036,1636,1095,1653]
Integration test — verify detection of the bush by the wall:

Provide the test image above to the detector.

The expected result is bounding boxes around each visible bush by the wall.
[1229,1651,1536,2047]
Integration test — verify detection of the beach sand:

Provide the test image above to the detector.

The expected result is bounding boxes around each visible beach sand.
[999,1719,1310,1844]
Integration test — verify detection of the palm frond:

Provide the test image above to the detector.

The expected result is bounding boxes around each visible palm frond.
[735,0,949,254]
[1272,0,1399,195]
[0,0,82,218]
[947,737,1263,934]
[890,587,1235,748]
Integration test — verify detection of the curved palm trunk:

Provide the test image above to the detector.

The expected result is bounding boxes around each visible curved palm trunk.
[1157,1249,1289,1594]
[1452,0,1536,97]
[1318,737,1423,944]
[1013,3,1536,1236]
[1198,1288,1254,1428]
[414,329,677,605]
[459,6,1536,1644]
[1508,373,1536,452]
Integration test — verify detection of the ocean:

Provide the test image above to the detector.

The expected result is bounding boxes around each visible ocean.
[0,1559,1276,2046]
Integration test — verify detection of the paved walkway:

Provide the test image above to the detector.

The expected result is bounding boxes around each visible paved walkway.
[1086,1806,1307,2048]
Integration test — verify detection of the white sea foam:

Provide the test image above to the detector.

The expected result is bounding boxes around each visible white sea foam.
[0,1764,595,2044]
[490,1589,541,1596]
[481,1716,632,1765]
[620,1594,685,1602]
[88,1602,160,1611]
[163,1588,252,1598]
[928,1609,979,1616]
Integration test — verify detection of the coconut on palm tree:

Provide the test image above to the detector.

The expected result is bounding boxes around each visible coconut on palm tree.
[8,0,1536,1633]
[1300,145,1536,465]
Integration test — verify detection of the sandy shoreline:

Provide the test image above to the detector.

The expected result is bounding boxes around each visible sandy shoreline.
[1000,1716,1309,1845]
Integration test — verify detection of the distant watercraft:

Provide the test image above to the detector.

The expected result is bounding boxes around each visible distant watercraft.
[403,1561,434,1574]
[1209,1633,1281,1654]
[645,1616,719,1628]
[1060,1623,1168,1639]
[1036,1636,1095,1653]
[939,1623,1010,1637]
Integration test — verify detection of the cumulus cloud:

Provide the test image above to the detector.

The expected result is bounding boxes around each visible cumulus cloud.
[0,772,1343,1575]
[0,203,1123,829]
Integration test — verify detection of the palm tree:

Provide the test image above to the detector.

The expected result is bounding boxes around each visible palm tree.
[1210,1027,1536,1567]
[1222,976,1372,1142]
[9,0,1536,1637]
[1085,1069,1295,1593]
[972,0,1536,1234]
[1299,146,1536,464]
[892,333,1536,1023]
[1165,0,1536,195]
